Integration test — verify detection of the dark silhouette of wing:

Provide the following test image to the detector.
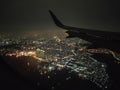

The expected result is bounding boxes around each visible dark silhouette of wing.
[49,10,120,40]
[49,10,120,52]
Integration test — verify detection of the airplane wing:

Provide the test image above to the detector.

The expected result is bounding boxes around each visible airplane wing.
[49,10,85,33]
[49,10,120,40]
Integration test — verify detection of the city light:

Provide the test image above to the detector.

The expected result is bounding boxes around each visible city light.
[0,33,120,89]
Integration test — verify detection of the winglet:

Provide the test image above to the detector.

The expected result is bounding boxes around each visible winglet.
[49,10,64,27]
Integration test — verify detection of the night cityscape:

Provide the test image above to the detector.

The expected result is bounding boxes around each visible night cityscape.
[0,32,120,90]
[1,0,120,90]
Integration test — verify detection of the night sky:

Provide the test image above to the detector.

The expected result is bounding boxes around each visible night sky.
[1,0,120,32]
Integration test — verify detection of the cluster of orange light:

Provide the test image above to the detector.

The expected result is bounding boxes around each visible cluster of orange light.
[87,48,110,54]
[6,50,46,62]
[16,51,36,57]
[86,48,120,63]
[6,51,36,58]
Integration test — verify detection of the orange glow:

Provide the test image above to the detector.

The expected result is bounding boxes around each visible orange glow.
[6,50,46,62]
[16,51,36,57]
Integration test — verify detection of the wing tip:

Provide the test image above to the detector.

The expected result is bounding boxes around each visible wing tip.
[49,10,64,27]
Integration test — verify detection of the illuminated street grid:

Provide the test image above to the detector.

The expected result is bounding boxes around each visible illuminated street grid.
[0,34,111,89]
